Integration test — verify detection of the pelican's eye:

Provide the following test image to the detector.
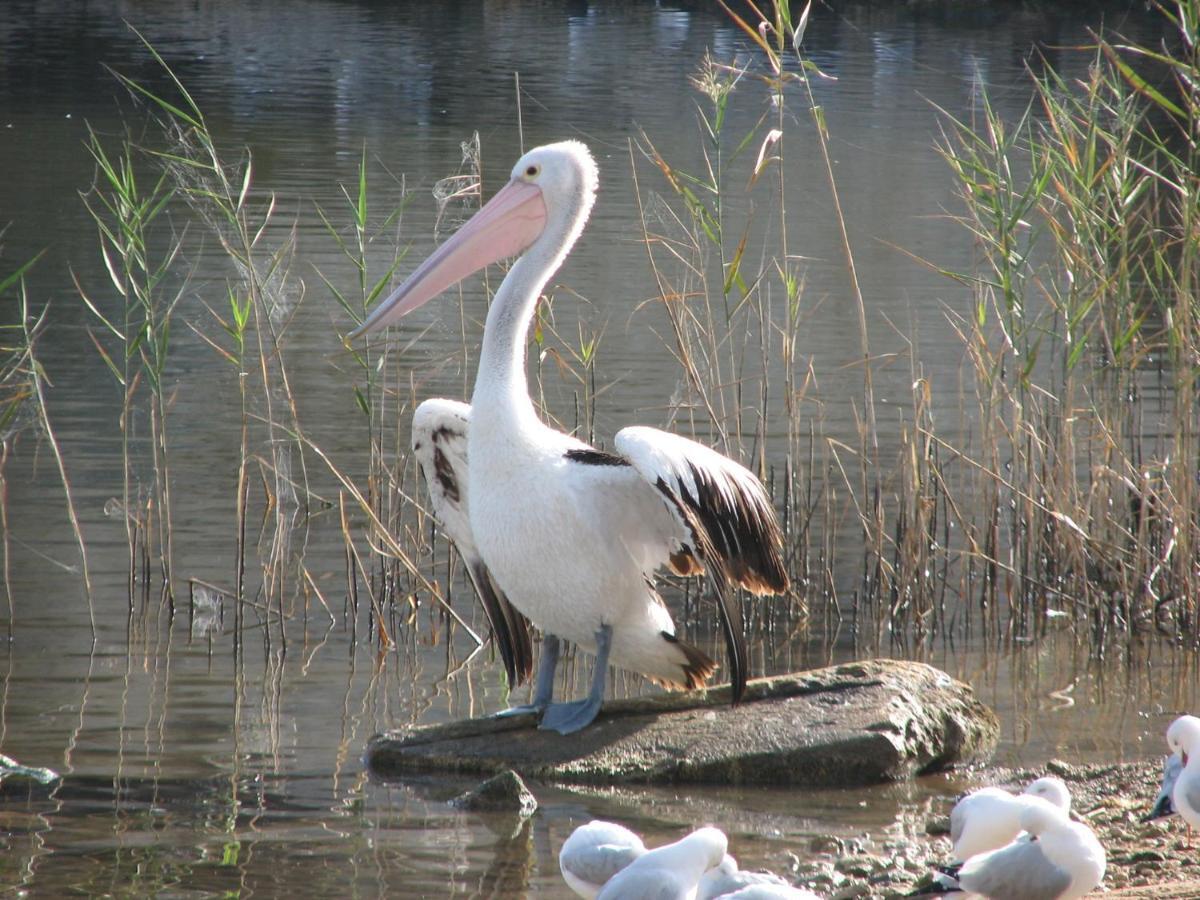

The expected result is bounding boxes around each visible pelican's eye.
[525,164,540,178]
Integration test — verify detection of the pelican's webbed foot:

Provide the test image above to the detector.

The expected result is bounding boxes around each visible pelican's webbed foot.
[539,695,603,735]
[493,633,559,719]
[538,623,611,735]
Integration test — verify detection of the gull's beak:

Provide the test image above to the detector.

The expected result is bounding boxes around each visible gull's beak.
[348,178,547,339]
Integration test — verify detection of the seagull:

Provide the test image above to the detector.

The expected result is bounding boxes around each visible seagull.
[914,797,1105,899]
[353,141,788,734]
[559,819,646,898]
[947,775,1072,862]
[711,886,823,900]
[1147,714,1200,847]
[1142,751,1183,822]
[595,826,728,900]
[697,855,821,899]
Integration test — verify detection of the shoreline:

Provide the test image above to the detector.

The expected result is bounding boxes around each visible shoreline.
[805,757,1194,898]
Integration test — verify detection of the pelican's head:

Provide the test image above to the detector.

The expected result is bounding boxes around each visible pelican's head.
[350,140,598,338]
[510,140,598,234]
[1166,714,1200,766]
[1022,776,1071,813]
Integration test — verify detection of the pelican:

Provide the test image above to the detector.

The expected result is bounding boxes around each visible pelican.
[946,775,1071,862]
[352,140,788,734]
[914,798,1105,900]
[594,826,728,900]
[559,819,647,898]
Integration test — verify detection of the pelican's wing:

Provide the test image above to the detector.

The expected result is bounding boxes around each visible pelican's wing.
[412,399,533,688]
[614,426,789,702]
[959,838,1073,900]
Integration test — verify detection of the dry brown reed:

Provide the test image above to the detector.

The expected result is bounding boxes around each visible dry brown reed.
[632,0,1200,661]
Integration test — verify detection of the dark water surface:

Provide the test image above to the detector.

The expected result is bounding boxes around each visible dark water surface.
[0,1,1189,896]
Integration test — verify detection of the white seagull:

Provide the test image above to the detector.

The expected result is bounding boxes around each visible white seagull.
[712,887,823,900]
[559,819,647,898]
[1143,750,1183,822]
[594,826,728,900]
[353,141,788,734]
[934,798,1105,900]
[1147,714,1200,846]
[697,855,820,899]
[947,775,1072,862]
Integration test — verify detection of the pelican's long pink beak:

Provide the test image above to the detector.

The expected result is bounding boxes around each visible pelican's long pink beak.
[349,179,547,338]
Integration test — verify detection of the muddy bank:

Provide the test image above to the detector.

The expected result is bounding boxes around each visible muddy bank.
[367,660,998,787]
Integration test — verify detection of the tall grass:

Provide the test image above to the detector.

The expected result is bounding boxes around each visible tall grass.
[1,251,95,638]
[79,121,182,604]
[88,27,319,653]
[629,0,1199,658]
[930,2,1200,641]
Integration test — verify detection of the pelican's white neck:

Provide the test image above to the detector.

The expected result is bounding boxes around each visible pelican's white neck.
[469,145,597,434]
[470,243,557,430]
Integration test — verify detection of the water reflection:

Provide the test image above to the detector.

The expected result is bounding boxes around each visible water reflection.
[0,0,1184,896]
[0,612,1190,894]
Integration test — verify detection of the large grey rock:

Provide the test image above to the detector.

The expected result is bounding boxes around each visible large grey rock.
[367,659,998,787]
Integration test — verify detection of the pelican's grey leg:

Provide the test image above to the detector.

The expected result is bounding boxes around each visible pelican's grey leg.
[495,633,559,717]
[539,624,611,735]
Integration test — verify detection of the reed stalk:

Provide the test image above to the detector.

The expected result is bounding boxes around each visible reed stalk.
[79,122,183,604]
[19,286,96,637]
[108,25,318,650]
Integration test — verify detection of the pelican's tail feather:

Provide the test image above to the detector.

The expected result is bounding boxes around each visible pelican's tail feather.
[650,631,716,690]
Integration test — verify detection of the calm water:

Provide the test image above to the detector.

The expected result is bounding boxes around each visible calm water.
[0,1,1188,896]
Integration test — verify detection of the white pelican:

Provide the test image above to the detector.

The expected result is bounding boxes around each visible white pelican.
[559,819,646,898]
[697,854,818,899]
[594,826,728,900]
[920,799,1105,900]
[946,775,1071,862]
[1146,714,1200,846]
[410,398,534,689]
[352,141,788,733]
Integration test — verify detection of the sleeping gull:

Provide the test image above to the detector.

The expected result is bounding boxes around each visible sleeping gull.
[596,826,728,900]
[696,854,816,900]
[559,820,646,898]
[709,885,822,899]
[947,775,1072,861]
[916,798,1105,899]
[1142,751,1183,822]
[1146,714,1200,847]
